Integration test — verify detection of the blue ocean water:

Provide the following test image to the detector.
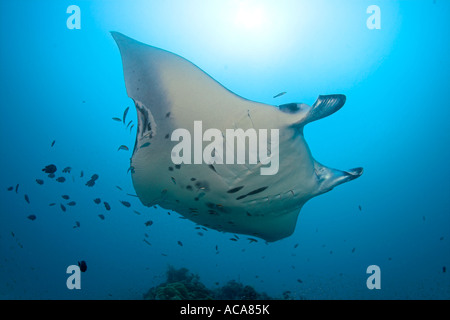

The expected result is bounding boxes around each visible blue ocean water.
[0,0,449,300]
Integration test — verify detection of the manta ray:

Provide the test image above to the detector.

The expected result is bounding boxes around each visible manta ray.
[112,32,363,242]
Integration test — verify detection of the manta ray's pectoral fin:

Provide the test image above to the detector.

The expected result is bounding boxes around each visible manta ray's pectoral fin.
[282,94,346,128]
[313,161,363,195]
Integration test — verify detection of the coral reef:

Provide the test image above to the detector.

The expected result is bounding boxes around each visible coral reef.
[143,266,272,300]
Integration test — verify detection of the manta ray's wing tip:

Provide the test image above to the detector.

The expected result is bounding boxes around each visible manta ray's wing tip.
[346,167,364,181]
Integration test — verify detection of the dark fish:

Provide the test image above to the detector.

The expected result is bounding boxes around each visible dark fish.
[297,279,303,284]
[215,245,218,251]
[36,179,44,185]
[145,220,153,227]
[197,232,204,236]
[85,174,98,187]
[126,120,133,128]
[42,164,57,174]
[51,140,56,147]
[127,193,139,198]
[85,180,96,187]
[230,238,237,242]
[75,221,80,228]
[444,266,446,273]
[56,177,66,183]
[112,117,122,122]
[248,238,258,243]
[24,194,30,204]
[294,243,299,249]
[130,124,134,132]
[67,201,76,206]
[62,195,70,200]
[15,184,19,193]
[352,248,356,253]
[78,261,87,272]
[273,91,287,98]
[80,171,84,178]
[177,241,183,246]
[98,214,105,220]
[27,214,36,221]
[116,185,123,191]
[133,210,141,215]
[62,167,72,173]
[104,202,111,211]
[48,173,55,179]
[93,198,101,204]
[358,205,362,211]
[120,200,131,208]
[60,204,66,212]
[123,106,130,124]
[143,239,152,246]
[49,203,56,206]
[7,186,13,191]
[118,145,129,151]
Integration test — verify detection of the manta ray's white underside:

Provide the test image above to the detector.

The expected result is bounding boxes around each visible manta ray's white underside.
[112,32,363,242]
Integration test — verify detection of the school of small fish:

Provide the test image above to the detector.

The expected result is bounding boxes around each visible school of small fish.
[5,105,446,289]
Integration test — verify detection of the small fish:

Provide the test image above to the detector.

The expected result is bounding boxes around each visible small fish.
[297,279,303,284]
[126,120,133,128]
[248,238,258,243]
[62,195,70,200]
[56,177,66,183]
[91,174,99,181]
[93,198,101,204]
[443,266,446,273]
[24,194,30,204]
[15,184,19,193]
[358,205,362,211]
[133,210,141,215]
[49,203,56,206]
[143,239,152,246]
[118,145,129,151]
[67,201,76,206]
[98,214,105,220]
[130,124,134,133]
[120,200,131,208]
[48,173,55,179]
[352,248,356,253]
[78,261,87,272]
[116,185,123,191]
[60,204,67,212]
[123,106,130,124]
[27,214,36,221]
[112,117,122,122]
[177,241,183,246]
[273,91,287,99]
[74,221,80,228]
[51,140,56,147]
[42,164,57,174]
[215,245,218,251]
[230,238,238,242]
[104,202,111,211]
[80,171,84,178]
[145,220,153,227]
[294,243,299,249]
[197,232,204,236]
[62,167,72,173]
[36,179,44,185]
